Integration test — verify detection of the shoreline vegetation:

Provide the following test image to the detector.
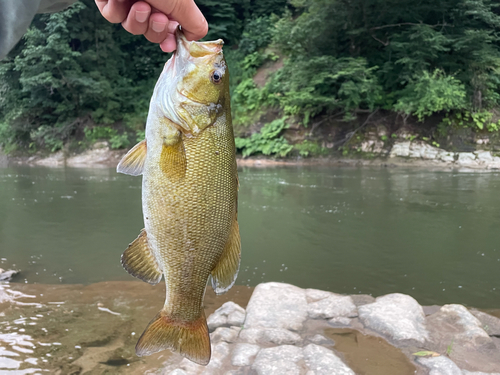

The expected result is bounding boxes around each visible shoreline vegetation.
[3,0,500,163]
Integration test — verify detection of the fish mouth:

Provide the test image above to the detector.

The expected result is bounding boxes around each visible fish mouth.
[175,27,223,59]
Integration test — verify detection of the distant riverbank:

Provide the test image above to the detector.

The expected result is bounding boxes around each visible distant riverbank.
[4,139,500,171]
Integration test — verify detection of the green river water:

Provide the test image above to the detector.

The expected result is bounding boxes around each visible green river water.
[1,165,499,308]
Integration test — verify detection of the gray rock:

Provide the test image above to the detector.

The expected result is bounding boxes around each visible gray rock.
[462,371,500,375]
[239,328,302,345]
[457,152,478,166]
[437,150,455,163]
[307,294,357,319]
[307,334,334,345]
[168,370,188,375]
[440,305,490,342]
[178,342,231,375]
[390,142,411,157]
[305,288,333,302]
[0,268,18,281]
[470,310,500,336]
[328,317,352,327]
[474,151,494,163]
[416,356,462,375]
[252,345,304,375]
[358,293,429,345]
[231,343,261,367]
[210,327,240,343]
[303,344,355,375]
[207,302,246,332]
[245,283,308,331]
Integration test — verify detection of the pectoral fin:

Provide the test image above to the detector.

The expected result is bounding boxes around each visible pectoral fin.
[210,216,241,295]
[121,229,162,285]
[117,140,147,176]
[160,137,187,182]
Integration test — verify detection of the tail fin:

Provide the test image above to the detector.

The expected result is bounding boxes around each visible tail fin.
[135,309,211,365]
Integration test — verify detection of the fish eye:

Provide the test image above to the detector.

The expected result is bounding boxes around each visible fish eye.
[211,70,223,84]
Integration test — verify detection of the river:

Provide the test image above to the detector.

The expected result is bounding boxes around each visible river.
[1,165,499,308]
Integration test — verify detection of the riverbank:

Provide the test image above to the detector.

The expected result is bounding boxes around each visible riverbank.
[1,280,499,374]
[4,139,500,171]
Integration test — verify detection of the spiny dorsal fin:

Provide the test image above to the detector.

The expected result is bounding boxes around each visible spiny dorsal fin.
[210,216,241,295]
[136,309,210,365]
[160,138,187,182]
[121,229,162,285]
[117,139,147,176]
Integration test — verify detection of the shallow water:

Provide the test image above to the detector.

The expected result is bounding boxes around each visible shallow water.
[1,165,500,307]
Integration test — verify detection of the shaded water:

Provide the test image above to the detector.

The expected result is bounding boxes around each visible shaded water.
[1,165,500,307]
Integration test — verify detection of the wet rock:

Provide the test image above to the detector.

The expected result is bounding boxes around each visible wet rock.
[251,345,304,375]
[207,301,246,332]
[358,293,429,345]
[307,294,357,320]
[239,327,302,345]
[416,356,462,375]
[210,327,240,343]
[390,142,411,157]
[303,344,355,375]
[470,310,500,336]
[245,283,308,331]
[0,269,18,281]
[231,343,261,367]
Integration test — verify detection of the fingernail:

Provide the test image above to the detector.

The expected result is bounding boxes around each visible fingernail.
[152,21,166,33]
[135,11,149,23]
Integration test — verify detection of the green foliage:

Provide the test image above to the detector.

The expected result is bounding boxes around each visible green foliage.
[440,110,500,132]
[84,126,130,149]
[294,140,327,157]
[235,118,293,157]
[394,70,467,121]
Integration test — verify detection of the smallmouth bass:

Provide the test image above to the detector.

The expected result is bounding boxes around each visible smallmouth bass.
[117,30,240,365]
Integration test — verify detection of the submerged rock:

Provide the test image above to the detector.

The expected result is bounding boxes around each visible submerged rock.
[0,268,18,281]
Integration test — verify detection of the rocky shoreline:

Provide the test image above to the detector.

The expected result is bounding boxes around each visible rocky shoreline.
[4,139,500,171]
[1,280,499,374]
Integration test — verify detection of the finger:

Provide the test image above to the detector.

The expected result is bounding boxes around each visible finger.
[143,12,171,44]
[121,1,151,35]
[146,0,208,41]
[95,0,130,24]
[160,21,179,52]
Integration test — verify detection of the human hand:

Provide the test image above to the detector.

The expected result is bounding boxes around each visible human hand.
[95,0,208,52]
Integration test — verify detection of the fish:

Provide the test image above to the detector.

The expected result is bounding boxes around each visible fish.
[116,29,240,366]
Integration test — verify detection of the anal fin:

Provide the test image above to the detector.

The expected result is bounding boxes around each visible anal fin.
[210,217,241,295]
[117,139,147,176]
[121,229,162,285]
